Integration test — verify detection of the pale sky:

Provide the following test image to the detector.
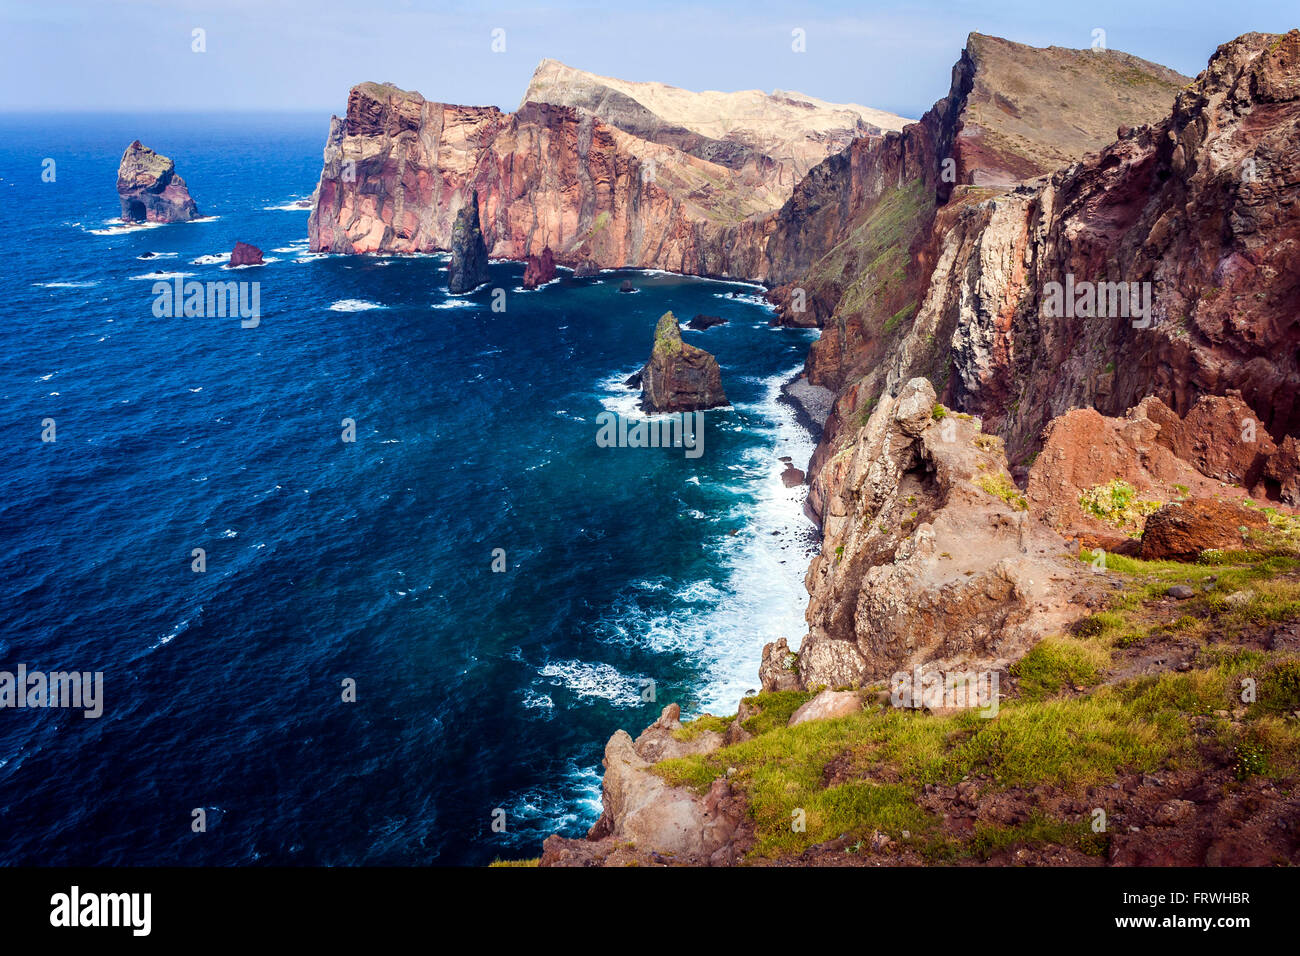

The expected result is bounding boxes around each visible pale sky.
[1,0,1295,117]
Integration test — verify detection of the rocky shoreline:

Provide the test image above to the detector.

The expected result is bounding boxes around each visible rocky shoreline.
[300,26,1300,867]
[520,29,1300,867]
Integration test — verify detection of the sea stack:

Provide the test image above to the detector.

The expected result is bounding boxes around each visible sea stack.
[229,241,263,267]
[522,246,556,289]
[116,140,198,223]
[447,190,490,293]
[639,312,727,412]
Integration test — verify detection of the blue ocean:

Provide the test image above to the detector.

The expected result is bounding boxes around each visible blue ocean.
[0,113,819,865]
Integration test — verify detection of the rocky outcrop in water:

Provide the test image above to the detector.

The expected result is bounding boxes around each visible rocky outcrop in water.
[639,312,727,413]
[116,141,198,223]
[521,246,556,289]
[229,241,263,267]
[446,191,490,293]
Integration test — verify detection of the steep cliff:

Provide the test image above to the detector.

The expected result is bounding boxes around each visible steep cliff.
[795,30,1300,693]
[307,65,910,275]
[766,34,1190,384]
[800,30,1300,483]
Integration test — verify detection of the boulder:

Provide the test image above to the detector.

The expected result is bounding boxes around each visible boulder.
[1139,499,1269,561]
[618,279,635,293]
[1027,397,1238,543]
[446,190,490,293]
[759,638,801,692]
[116,141,198,223]
[639,312,728,412]
[521,246,556,289]
[229,241,263,267]
[573,259,599,277]
[686,314,727,331]
[1263,436,1300,505]
[788,689,862,726]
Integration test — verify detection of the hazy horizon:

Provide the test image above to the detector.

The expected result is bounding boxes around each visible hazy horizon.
[2,1,1295,119]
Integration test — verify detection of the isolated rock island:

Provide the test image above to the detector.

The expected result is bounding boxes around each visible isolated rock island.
[116,140,198,223]
[636,312,728,413]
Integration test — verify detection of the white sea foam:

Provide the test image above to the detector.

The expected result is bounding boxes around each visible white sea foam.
[521,689,554,713]
[272,240,311,254]
[87,219,164,236]
[430,299,475,310]
[191,253,230,265]
[137,251,178,260]
[34,280,99,289]
[263,199,312,211]
[148,616,192,652]
[596,364,818,713]
[538,660,645,708]
[128,271,194,281]
[713,291,776,311]
[328,299,387,312]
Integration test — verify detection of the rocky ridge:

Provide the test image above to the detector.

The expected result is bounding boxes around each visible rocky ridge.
[308,64,909,273]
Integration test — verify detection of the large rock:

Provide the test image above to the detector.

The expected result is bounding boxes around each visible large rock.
[116,141,198,223]
[758,638,801,692]
[1140,499,1269,560]
[1263,436,1300,505]
[797,378,1099,689]
[1026,398,1233,546]
[446,190,490,293]
[639,312,728,412]
[229,241,263,267]
[538,704,747,866]
[521,246,556,289]
[788,689,862,726]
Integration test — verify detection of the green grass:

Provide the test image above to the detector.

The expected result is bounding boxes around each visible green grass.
[976,472,1028,511]
[1011,637,1107,700]
[883,302,917,335]
[739,689,817,736]
[673,713,734,741]
[967,813,1107,861]
[644,539,1300,862]
[1078,480,1163,534]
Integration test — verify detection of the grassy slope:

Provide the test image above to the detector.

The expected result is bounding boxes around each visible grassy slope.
[653,544,1300,863]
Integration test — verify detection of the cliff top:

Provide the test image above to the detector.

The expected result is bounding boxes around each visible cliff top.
[957,32,1192,181]
[522,58,912,180]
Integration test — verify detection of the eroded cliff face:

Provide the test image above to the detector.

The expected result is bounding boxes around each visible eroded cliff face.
[307,66,909,276]
[793,378,1099,690]
[766,33,1190,390]
[806,31,1300,473]
[793,31,1300,692]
